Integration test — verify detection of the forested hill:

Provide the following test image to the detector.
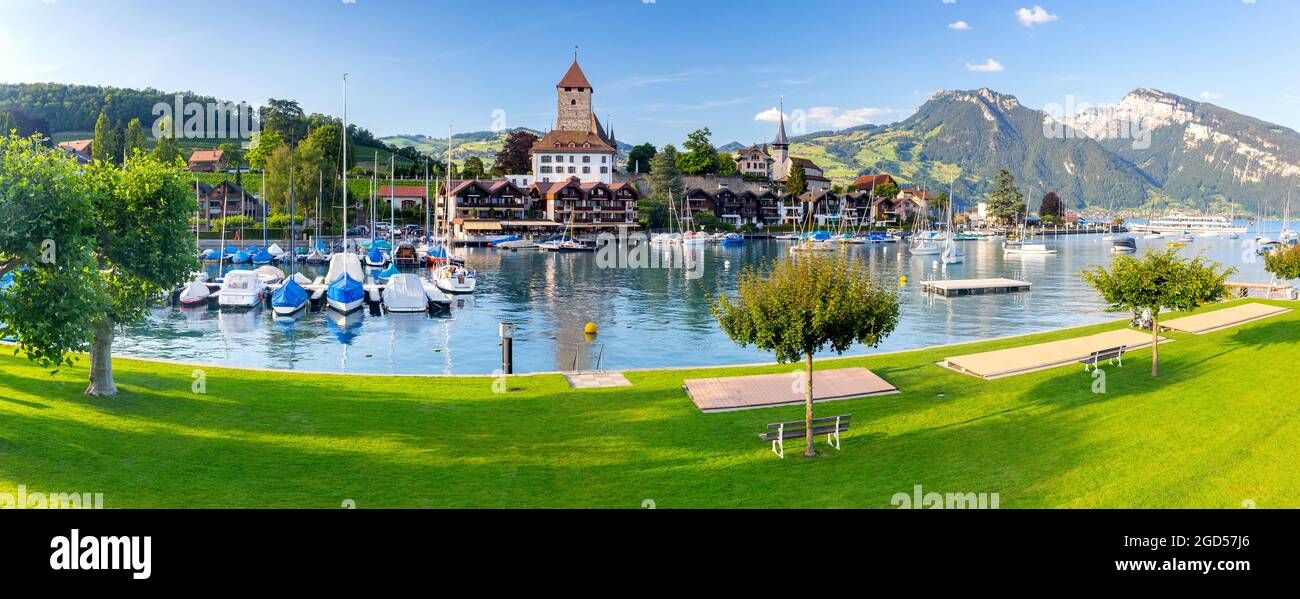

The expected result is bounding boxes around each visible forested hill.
[0,82,223,134]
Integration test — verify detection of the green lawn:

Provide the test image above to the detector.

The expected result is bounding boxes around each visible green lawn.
[1,299,1297,508]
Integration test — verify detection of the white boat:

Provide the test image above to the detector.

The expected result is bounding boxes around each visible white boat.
[1174,231,1195,243]
[433,264,477,294]
[217,270,265,309]
[325,252,366,286]
[493,238,537,250]
[178,281,211,305]
[538,239,595,252]
[910,239,941,255]
[774,233,801,241]
[1131,212,1246,235]
[1142,232,1164,239]
[1005,243,1057,256]
[940,238,964,264]
[382,274,429,313]
[254,265,285,285]
[266,243,285,258]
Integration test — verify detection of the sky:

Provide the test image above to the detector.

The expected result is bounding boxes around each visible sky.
[2,0,1299,147]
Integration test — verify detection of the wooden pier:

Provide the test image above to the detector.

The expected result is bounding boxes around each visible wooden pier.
[922,278,1032,297]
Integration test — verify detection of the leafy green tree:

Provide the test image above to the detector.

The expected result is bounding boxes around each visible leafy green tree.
[1082,249,1235,377]
[245,129,283,170]
[785,162,808,197]
[1264,244,1300,281]
[931,191,950,220]
[987,169,1025,225]
[260,98,308,145]
[625,143,656,174]
[91,111,113,163]
[0,111,16,135]
[265,143,327,220]
[0,133,197,395]
[871,182,899,201]
[677,128,719,175]
[123,118,147,157]
[491,130,538,176]
[150,134,181,164]
[461,156,486,179]
[1039,191,1064,218]
[716,152,737,176]
[712,253,900,457]
[645,145,683,229]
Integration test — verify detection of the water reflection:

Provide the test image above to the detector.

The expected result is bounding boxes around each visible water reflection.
[115,222,1295,374]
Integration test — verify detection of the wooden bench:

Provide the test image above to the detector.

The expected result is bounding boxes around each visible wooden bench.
[759,415,851,459]
[1080,346,1126,372]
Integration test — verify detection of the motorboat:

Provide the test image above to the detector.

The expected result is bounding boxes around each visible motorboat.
[217,270,265,310]
[254,265,285,285]
[433,264,477,293]
[493,238,538,250]
[393,242,420,268]
[364,244,389,268]
[381,273,429,313]
[1005,243,1057,256]
[538,238,595,252]
[266,243,286,259]
[326,273,365,313]
[376,263,400,281]
[178,281,212,305]
[1112,237,1137,253]
[230,250,251,264]
[1174,231,1195,243]
[720,233,746,246]
[271,276,310,315]
[199,248,221,263]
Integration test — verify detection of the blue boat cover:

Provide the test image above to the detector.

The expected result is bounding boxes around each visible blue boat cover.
[200,248,219,260]
[367,246,384,264]
[314,239,329,251]
[231,250,251,264]
[246,245,260,254]
[272,277,309,309]
[253,249,274,263]
[327,273,364,305]
[429,245,447,259]
[374,239,392,251]
[224,245,238,255]
[377,264,399,280]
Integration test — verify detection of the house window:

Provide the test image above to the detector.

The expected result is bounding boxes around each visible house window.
[601,156,606,163]
[582,166,590,174]
[540,166,552,174]
[568,155,574,163]
[571,99,576,105]
[582,155,590,163]
[541,155,551,163]
[600,166,608,173]
[568,166,575,174]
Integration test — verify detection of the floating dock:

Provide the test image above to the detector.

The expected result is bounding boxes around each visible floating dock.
[922,278,1032,297]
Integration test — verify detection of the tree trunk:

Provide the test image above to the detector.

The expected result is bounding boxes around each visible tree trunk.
[804,352,816,457]
[1150,313,1159,378]
[85,321,118,397]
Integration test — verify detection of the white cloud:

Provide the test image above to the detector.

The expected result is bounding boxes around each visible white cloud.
[948,20,971,30]
[754,108,786,123]
[1016,5,1058,27]
[754,106,895,129]
[966,58,1005,73]
[1200,91,1223,100]
[1242,0,1256,4]
[943,0,957,4]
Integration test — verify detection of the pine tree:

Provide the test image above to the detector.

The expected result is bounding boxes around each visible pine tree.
[91,111,112,163]
[785,163,808,196]
[987,169,1025,224]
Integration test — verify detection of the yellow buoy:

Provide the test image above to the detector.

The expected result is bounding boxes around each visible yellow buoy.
[584,322,598,335]
[899,275,908,286]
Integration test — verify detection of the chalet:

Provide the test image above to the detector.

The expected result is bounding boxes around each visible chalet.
[192,180,259,231]
[681,187,717,227]
[377,185,430,211]
[56,139,93,163]
[527,177,639,231]
[187,149,227,172]
[870,189,930,224]
[734,144,773,178]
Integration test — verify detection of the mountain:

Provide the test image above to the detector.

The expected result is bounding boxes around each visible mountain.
[717,141,745,153]
[382,128,635,167]
[787,88,1154,209]
[1060,88,1300,212]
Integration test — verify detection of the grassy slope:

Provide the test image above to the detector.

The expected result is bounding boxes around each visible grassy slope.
[1,299,1297,508]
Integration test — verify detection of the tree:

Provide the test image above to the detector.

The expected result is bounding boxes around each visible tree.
[123,118,147,157]
[716,152,737,177]
[461,156,486,180]
[0,111,16,135]
[931,191,950,220]
[1081,249,1235,377]
[246,129,283,170]
[785,162,808,197]
[625,143,656,174]
[712,253,900,457]
[150,134,181,164]
[492,130,538,176]
[987,169,1025,224]
[872,182,899,201]
[645,145,683,229]
[91,111,113,163]
[1263,244,1300,281]
[0,133,197,395]
[1040,191,1063,218]
[261,98,308,145]
[677,127,719,175]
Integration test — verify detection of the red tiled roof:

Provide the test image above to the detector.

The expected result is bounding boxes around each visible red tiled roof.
[852,174,896,190]
[188,149,225,163]
[900,188,933,201]
[531,129,615,153]
[378,185,429,199]
[557,60,593,89]
[57,139,93,153]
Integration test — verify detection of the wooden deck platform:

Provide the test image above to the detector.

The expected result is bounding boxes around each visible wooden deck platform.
[1159,302,1291,335]
[922,278,1032,297]
[683,367,898,413]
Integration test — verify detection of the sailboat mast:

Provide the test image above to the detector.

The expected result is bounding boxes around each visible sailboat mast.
[342,73,349,252]
[424,159,430,244]
[389,156,395,248]
[444,124,452,243]
[288,151,296,273]
[261,172,267,245]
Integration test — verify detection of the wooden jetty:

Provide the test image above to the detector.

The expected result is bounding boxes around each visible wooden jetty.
[921,278,1032,297]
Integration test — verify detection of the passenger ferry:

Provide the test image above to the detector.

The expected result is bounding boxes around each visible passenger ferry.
[1130,213,1246,235]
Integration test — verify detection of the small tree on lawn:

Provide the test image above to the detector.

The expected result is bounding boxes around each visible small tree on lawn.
[0,133,198,396]
[1263,244,1300,283]
[712,253,900,457]
[1081,249,1235,377]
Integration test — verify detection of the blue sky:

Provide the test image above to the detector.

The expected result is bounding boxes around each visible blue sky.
[2,0,1298,146]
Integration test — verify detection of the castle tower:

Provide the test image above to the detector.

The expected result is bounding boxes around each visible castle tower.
[556,58,593,132]
[770,99,790,181]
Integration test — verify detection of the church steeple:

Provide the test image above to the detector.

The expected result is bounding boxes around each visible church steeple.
[773,98,789,148]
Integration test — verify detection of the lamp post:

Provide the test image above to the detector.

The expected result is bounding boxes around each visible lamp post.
[499,322,515,375]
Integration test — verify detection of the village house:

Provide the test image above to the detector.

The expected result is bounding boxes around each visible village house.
[734,144,774,178]
[761,104,831,193]
[187,149,227,172]
[377,185,430,211]
[527,178,639,232]
[192,180,260,231]
[851,173,898,193]
[529,58,618,185]
[56,139,93,163]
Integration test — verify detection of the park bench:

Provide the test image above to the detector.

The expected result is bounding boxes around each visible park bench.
[1081,346,1126,372]
[760,415,851,459]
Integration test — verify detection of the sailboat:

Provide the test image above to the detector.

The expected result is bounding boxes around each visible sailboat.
[910,201,941,256]
[271,276,309,315]
[1005,194,1056,256]
[940,182,964,264]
